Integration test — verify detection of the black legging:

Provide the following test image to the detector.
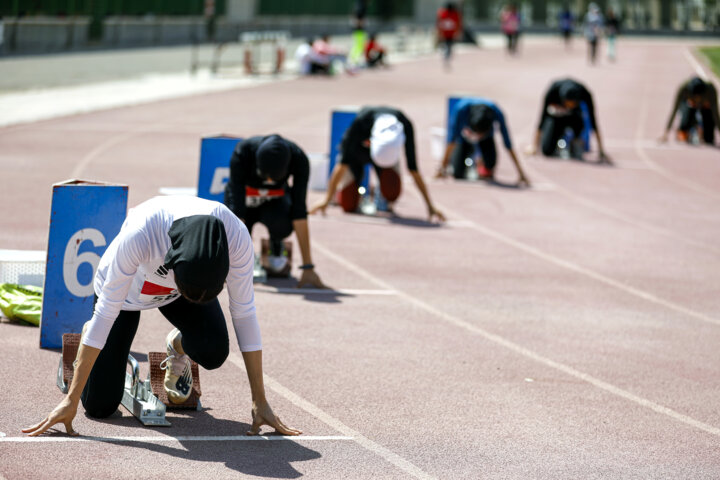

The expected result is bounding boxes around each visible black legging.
[451,136,497,179]
[81,296,229,418]
[540,113,584,157]
[679,103,716,144]
[244,195,294,254]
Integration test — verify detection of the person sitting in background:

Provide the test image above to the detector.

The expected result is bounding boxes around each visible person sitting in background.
[364,33,387,68]
[660,76,719,146]
[313,35,352,73]
[295,38,330,75]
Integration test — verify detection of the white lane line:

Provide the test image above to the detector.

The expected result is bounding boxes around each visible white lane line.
[683,48,709,80]
[0,435,353,444]
[634,78,720,201]
[521,164,720,256]
[71,129,146,178]
[445,205,720,327]
[312,241,720,439]
[254,286,398,295]
[229,354,436,480]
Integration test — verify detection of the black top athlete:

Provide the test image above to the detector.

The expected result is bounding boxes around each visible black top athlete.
[660,77,719,145]
[311,106,444,221]
[527,78,609,162]
[225,135,325,288]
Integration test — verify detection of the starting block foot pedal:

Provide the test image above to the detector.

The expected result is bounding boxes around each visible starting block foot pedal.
[57,333,80,393]
[57,333,171,426]
[148,352,202,410]
[260,238,293,278]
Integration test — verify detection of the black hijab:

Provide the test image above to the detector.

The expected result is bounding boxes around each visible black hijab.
[164,215,229,302]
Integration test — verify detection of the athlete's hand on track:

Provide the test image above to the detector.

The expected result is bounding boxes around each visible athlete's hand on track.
[248,400,301,436]
[297,269,326,289]
[658,132,669,143]
[598,151,613,165]
[22,397,79,437]
[434,167,447,179]
[516,175,531,188]
[524,144,538,156]
[309,201,328,216]
[428,206,446,223]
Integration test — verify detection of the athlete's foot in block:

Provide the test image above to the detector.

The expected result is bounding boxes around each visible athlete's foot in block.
[160,328,193,404]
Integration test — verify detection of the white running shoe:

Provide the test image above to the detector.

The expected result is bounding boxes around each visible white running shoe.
[159,328,193,404]
[266,254,289,273]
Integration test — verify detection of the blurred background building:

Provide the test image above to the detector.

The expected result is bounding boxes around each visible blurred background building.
[0,0,718,54]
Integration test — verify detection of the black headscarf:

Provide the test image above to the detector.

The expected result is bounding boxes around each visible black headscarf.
[164,215,229,301]
[256,135,291,182]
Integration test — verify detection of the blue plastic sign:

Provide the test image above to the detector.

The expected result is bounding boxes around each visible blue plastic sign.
[446,95,465,142]
[197,136,242,202]
[40,180,128,349]
[328,107,369,187]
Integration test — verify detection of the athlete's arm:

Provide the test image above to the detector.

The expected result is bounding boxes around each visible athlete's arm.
[309,163,349,214]
[23,343,101,436]
[242,350,301,436]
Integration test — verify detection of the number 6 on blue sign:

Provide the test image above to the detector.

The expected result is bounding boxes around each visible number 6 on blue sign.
[63,229,106,297]
[40,180,128,349]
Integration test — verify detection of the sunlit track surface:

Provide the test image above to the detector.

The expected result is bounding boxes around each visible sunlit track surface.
[1,37,719,479]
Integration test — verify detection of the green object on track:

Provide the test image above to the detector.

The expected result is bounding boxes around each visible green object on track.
[0,283,43,326]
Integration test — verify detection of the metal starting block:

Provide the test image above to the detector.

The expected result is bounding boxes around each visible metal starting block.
[260,238,293,278]
[57,334,202,427]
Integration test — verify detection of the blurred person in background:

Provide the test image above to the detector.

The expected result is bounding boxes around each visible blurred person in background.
[660,77,719,146]
[527,78,609,163]
[558,5,575,49]
[295,38,331,75]
[500,3,521,55]
[436,98,530,186]
[313,34,353,74]
[605,8,620,62]
[436,2,462,69]
[584,3,604,64]
[365,33,388,68]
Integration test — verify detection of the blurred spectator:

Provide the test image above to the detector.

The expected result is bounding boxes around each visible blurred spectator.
[605,8,620,62]
[583,3,604,64]
[558,5,575,49]
[0,16,4,55]
[350,1,369,66]
[365,33,387,68]
[660,77,719,146]
[436,2,461,69]
[313,35,352,73]
[500,4,521,55]
[295,38,331,76]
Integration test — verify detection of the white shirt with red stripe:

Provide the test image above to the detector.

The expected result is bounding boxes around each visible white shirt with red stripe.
[83,195,261,352]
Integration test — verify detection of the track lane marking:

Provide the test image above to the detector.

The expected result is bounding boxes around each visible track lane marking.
[229,355,436,480]
[312,241,720,438]
[0,435,353,444]
[254,286,397,295]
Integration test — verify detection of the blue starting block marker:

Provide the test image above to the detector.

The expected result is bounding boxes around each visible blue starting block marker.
[198,136,243,202]
[329,107,370,189]
[40,180,128,349]
[446,95,465,143]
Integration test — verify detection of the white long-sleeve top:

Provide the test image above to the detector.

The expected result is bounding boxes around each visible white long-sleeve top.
[83,195,261,352]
